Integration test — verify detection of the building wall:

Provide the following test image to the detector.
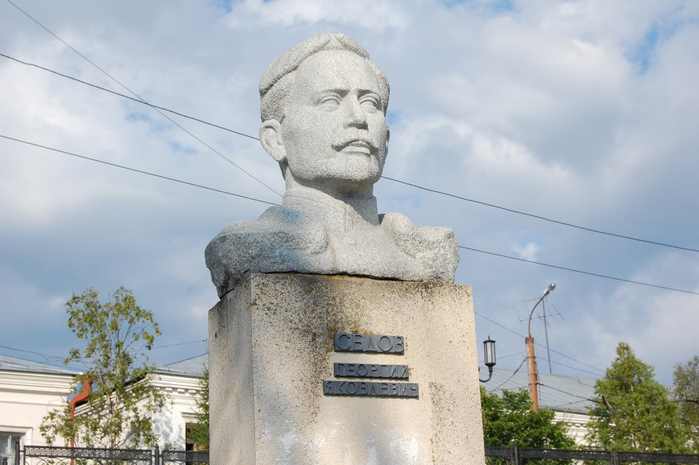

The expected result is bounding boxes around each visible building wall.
[554,411,592,447]
[150,373,202,450]
[1,365,205,453]
[0,369,76,451]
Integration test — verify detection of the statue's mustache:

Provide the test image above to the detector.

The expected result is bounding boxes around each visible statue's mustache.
[331,134,379,154]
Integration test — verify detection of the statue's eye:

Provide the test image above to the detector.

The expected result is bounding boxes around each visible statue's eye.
[318,94,342,108]
[360,94,381,111]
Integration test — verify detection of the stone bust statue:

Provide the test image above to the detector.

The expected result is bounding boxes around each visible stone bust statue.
[205,33,459,297]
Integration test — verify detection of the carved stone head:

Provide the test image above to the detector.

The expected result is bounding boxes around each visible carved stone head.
[258,34,391,198]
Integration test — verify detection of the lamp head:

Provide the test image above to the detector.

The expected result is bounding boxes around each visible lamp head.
[543,283,556,297]
[483,336,496,368]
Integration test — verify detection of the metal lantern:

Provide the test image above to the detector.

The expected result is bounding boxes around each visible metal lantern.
[483,336,496,368]
[479,336,497,383]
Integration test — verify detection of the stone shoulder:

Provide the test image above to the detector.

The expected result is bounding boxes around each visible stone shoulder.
[206,207,459,298]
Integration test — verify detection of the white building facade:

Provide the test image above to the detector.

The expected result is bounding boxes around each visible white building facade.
[3,352,595,453]
[0,353,207,454]
[0,355,78,462]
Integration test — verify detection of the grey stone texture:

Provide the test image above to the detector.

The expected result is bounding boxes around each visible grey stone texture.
[205,33,459,297]
[209,273,485,465]
[206,188,459,297]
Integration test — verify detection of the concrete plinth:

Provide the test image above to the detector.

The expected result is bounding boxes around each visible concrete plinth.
[209,273,485,465]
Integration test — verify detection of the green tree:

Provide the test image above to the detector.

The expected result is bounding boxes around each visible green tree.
[673,355,699,453]
[186,366,209,450]
[587,342,689,453]
[481,386,575,449]
[40,287,166,448]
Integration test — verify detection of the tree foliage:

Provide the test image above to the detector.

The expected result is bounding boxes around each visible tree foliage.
[186,366,209,450]
[673,355,699,453]
[40,287,166,448]
[587,342,690,453]
[481,386,575,449]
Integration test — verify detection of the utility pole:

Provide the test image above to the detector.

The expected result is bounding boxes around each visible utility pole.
[526,283,555,411]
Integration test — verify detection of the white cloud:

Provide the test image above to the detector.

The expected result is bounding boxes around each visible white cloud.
[1,0,698,384]
[226,0,410,30]
[515,242,541,261]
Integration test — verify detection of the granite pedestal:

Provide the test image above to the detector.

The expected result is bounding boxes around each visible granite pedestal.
[209,273,485,464]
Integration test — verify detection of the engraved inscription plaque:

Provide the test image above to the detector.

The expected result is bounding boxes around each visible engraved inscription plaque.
[323,380,419,397]
[334,363,409,379]
[334,333,404,354]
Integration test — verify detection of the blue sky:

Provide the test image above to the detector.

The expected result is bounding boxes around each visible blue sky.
[1,0,699,389]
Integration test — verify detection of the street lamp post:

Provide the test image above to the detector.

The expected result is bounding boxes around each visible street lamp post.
[526,283,555,411]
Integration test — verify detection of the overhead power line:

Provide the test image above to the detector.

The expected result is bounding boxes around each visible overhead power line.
[4,131,698,303]
[152,339,208,350]
[384,176,699,254]
[489,357,528,392]
[4,0,281,198]
[537,356,604,377]
[474,311,605,374]
[462,245,699,296]
[537,382,597,404]
[0,134,278,206]
[0,344,63,362]
[3,51,697,257]
[0,53,258,141]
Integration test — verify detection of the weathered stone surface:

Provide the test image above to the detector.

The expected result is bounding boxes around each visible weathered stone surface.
[209,273,485,465]
[205,188,459,297]
[205,33,459,297]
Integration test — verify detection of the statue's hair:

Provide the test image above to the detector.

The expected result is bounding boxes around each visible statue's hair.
[259,33,390,122]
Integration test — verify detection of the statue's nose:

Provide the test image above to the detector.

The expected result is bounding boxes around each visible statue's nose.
[344,98,368,129]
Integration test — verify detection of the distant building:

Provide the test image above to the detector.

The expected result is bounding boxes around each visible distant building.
[0,354,79,461]
[483,367,597,446]
[0,353,207,452]
[2,352,595,452]
[152,354,207,450]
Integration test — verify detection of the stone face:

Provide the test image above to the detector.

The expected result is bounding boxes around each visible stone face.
[205,33,459,296]
[209,273,485,465]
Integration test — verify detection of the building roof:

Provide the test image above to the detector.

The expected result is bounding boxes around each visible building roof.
[157,353,207,377]
[0,352,208,378]
[483,367,597,415]
[0,354,80,375]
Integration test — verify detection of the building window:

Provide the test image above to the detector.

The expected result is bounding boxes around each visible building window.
[0,432,23,465]
[185,423,206,451]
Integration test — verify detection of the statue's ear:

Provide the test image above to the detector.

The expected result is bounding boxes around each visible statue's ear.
[260,120,286,163]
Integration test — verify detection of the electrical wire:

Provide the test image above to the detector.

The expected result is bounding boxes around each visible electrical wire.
[151,339,208,350]
[2,51,698,256]
[3,1,281,198]
[537,356,605,377]
[0,344,64,362]
[543,349,604,374]
[489,377,600,406]
[489,356,528,392]
[545,399,595,412]
[475,311,605,374]
[537,382,597,404]
[497,352,526,361]
[0,134,279,206]
[0,342,205,367]
[462,246,699,296]
[384,176,699,254]
[2,133,698,300]
[0,53,259,141]
[2,133,691,383]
